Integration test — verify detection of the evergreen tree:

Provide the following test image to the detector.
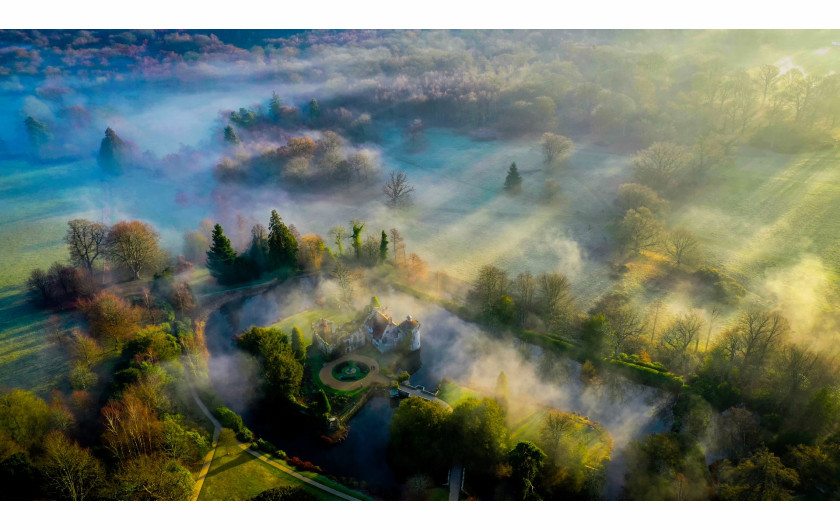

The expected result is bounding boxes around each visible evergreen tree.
[290,326,306,362]
[223,125,240,145]
[247,224,270,275]
[269,92,283,122]
[351,220,364,260]
[379,231,389,264]
[495,371,510,416]
[207,224,237,283]
[24,116,52,147]
[308,99,321,122]
[267,210,298,277]
[313,389,331,417]
[504,162,522,194]
[98,127,127,174]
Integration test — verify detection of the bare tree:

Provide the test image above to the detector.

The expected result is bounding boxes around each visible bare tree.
[620,207,663,254]
[631,142,688,191]
[328,224,348,256]
[41,431,104,501]
[659,311,705,373]
[757,64,780,104]
[383,170,415,208]
[600,299,645,356]
[65,219,109,272]
[704,305,721,353]
[537,272,574,332]
[663,228,699,267]
[106,220,162,280]
[331,261,358,307]
[511,272,537,325]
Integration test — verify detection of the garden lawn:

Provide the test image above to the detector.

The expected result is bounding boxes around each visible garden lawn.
[197,429,345,501]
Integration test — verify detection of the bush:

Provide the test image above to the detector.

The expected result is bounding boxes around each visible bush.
[693,267,746,305]
[608,359,684,391]
[236,428,254,443]
[273,450,287,460]
[213,406,244,432]
[256,438,277,454]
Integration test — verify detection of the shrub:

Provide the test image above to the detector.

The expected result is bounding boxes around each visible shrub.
[256,439,277,454]
[213,406,244,433]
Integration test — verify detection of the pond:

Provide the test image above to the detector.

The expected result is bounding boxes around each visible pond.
[205,282,671,498]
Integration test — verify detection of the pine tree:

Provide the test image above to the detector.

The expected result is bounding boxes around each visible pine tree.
[207,224,237,283]
[308,99,321,122]
[98,127,127,174]
[504,162,522,194]
[379,231,389,264]
[223,125,240,144]
[267,210,298,277]
[290,326,306,362]
[269,92,283,122]
[496,371,510,416]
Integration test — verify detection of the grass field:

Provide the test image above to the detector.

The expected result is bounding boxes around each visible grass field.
[197,429,348,501]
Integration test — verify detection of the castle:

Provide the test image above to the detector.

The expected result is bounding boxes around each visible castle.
[312,307,420,356]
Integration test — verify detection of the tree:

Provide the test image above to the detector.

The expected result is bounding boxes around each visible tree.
[114,454,194,501]
[308,98,321,122]
[68,330,104,369]
[350,220,364,260]
[98,127,127,174]
[298,234,326,272]
[65,219,108,272]
[495,371,510,416]
[446,398,509,478]
[326,225,347,257]
[379,231,389,264]
[659,312,705,373]
[206,224,237,283]
[509,441,547,500]
[223,125,240,145]
[595,294,645,356]
[539,410,574,463]
[183,230,210,266]
[312,389,331,417]
[718,448,799,501]
[331,261,357,306]
[80,292,142,352]
[631,142,688,191]
[106,220,161,280]
[663,228,699,267]
[537,272,574,333]
[619,207,663,254]
[247,223,270,273]
[757,64,781,104]
[390,228,405,266]
[469,265,509,319]
[290,326,306,362]
[616,183,669,217]
[503,162,522,194]
[40,431,104,501]
[0,390,52,450]
[267,210,298,276]
[389,397,451,477]
[406,253,428,284]
[383,170,415,208]
[624,433,709,500]
[268,91,283,122]
[511,271,536,325]
[24,115,52,147]
[540,133,575,167]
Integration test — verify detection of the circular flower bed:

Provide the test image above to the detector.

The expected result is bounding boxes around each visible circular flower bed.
[331,360,371,382]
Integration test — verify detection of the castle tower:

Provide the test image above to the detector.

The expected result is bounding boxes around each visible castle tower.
[402,315,421,351]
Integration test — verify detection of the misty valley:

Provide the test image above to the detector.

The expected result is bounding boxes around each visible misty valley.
[1,29,840,502]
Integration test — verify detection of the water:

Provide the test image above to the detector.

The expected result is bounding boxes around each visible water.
[205,283,672,498]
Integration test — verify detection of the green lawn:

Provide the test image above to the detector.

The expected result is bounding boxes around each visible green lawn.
[197,429,347,501]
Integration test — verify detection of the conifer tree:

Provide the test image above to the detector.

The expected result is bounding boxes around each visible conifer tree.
[207,224,237,283]
[290,326,306,362]
[308,98,321,122]
[98,127,127,174]
[267,210,298,277]
[504,162,522,194]
[379,231,389,264]
[269,92,283,122]
[351,220,364,260]
[223,125,240,145]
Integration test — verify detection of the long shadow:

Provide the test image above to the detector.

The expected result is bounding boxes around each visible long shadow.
[205,451,253,479]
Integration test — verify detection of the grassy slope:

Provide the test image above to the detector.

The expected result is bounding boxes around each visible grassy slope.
[197,429,346,501]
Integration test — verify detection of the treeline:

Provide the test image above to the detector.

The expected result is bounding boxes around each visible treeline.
[6,220,213,500]
[388,393,610,500]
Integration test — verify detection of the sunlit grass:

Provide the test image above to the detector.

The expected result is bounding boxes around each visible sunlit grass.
[197,429,345,501]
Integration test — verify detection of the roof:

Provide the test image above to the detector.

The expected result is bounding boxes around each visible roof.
[367,310,392,341]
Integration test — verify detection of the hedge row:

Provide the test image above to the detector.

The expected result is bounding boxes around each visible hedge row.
[607,359,685,391]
